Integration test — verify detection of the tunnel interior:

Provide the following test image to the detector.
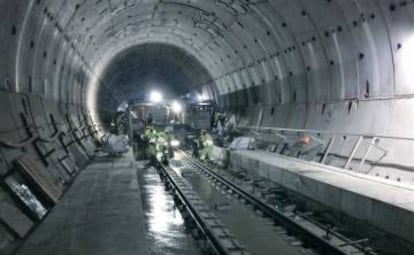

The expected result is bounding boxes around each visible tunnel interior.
[97,43,212,126]
[1,0,414,254]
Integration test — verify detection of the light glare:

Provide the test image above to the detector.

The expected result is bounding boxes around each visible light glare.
[150,91,163,103]
[171,140,180,147]
[197,94,206,102]
[171,101,182,113]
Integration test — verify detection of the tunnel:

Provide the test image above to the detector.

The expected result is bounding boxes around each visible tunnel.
[1,1,414,254]
[97,43,212,126]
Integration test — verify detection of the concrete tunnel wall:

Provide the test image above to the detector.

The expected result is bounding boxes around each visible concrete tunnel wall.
[1,0,414,252]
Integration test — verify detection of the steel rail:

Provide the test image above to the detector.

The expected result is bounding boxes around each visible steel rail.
[181,152,369,255]
[156,163,249,255]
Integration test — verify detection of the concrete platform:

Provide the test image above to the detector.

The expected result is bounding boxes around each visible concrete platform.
[230,149,414,243]
[15,151,150,255]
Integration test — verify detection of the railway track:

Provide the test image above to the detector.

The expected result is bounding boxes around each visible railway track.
[156,161,250,255]
[176,150,375,255]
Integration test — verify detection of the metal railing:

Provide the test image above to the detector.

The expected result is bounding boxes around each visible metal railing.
[236,125,414,172]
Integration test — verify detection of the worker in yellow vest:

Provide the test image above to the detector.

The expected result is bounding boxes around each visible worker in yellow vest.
[200,129,214,162]
[156,130,169,165]
[144,126,157,162]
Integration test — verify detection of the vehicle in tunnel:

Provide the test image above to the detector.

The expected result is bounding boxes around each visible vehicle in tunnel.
[1,0,414,254]
[184,101,215,130]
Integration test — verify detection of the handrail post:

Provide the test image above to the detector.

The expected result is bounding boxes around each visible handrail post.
[356,137,376,172]
[344,136,363,169]
[320,135,336,164]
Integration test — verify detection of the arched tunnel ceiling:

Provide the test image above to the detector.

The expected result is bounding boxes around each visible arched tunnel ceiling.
[97,43,212,116]
[2,0,414,137]
[5,1,414,253]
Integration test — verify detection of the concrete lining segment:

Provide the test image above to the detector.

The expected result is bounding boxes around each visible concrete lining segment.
[15,151,149,255]
[230,150,414,243]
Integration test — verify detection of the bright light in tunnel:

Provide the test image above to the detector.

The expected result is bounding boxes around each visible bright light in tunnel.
[149,90,163,103]
[171,101,183,113]
[197,94,206,102]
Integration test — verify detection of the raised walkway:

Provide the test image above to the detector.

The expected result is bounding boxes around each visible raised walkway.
[231,149,414,243]
[15,151,149,255]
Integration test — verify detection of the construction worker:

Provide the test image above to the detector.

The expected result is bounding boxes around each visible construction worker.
[200,129,214,162]
[289,134,317,158]
[144,126,157,163]
[213,112,220,126]
[296,134,324,161]
[147,112,153,126]
[165,127,175,158]
[301,135,312,145]
[156,130,169,164]
[213,112,226,139]
[289,134,308,156]
[114,112,126,135]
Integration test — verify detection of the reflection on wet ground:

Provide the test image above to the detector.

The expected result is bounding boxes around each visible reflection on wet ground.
[138,165,201,255]
[170,160,314,255]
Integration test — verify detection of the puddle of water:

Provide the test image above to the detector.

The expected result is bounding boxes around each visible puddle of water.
[138,167,202,255]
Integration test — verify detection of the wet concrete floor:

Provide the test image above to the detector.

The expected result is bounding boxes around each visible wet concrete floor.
[13,150,317,255]
[15,153,150,255]
[138,163,202,255]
